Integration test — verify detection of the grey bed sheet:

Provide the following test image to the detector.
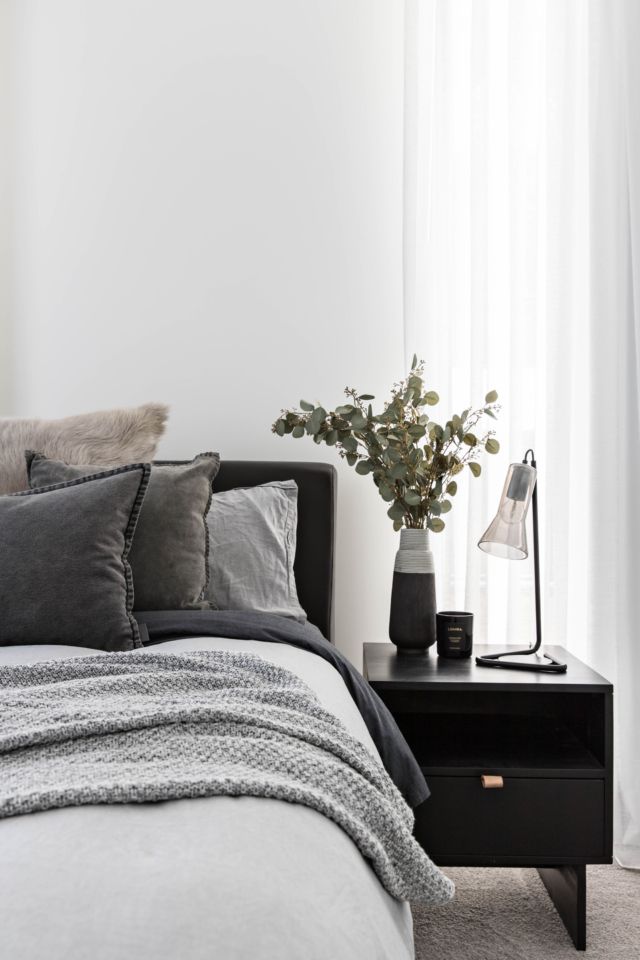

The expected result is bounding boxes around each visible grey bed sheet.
[0,638,417,960]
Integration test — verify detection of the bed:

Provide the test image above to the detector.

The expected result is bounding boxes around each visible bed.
[0,461,452,960]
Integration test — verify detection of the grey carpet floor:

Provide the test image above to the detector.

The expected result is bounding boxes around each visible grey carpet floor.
[413,865,640,959]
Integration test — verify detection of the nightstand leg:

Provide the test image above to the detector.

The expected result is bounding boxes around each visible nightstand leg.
[537,864,586,950]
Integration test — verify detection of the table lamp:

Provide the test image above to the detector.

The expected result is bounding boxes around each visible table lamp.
[476,449,566,673]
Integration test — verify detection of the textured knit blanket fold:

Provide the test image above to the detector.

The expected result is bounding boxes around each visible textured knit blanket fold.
[0,651,454,905]
[137,609,430,808]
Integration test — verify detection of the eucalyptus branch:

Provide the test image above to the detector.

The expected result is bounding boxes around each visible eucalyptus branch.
[272,358,500,532]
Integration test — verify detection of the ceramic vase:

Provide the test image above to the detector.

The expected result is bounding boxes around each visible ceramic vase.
[388,528,437,655]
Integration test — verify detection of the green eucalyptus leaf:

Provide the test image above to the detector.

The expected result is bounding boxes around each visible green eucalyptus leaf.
[387,500,406,522]
[359,394,375,401]
[325,429,338,446]
[308,407,325,433]
[446,481,458,496]
[485,438,500,454]
[485,390,498,403]
[440,499,452,514]
[424,391,439,406]
[379,484,396,502]
[341,435,358,453]
[463,433,477,446]
[408,424,426,440]
[428,517,445,533]
[393,518,404,532]
[275,419,286,437]
[389,462,408,481]
[346,453,358,466]
[411,353,418,370]
[355,460,373,475]
[430,501,442,516]
[292,425,305,438]
[335,404,355,416]
[469,461,482,478]
[350,411,368,431]
[404,489,422,506]
[300,399,314,412]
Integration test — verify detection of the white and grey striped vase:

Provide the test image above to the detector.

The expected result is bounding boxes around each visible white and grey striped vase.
[389,528,437,655]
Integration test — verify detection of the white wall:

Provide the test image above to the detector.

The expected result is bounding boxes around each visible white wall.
[4,0,405,666]
[0,0,14,413]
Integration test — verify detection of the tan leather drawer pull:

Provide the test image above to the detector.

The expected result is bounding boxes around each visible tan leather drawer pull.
[481,775,504,789]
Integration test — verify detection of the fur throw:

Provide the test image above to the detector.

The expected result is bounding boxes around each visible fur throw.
[0,402,168,494]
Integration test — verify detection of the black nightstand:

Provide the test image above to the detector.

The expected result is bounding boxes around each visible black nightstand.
[363,643,613,951]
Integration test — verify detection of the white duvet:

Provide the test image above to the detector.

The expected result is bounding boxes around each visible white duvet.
[0,637,414,960]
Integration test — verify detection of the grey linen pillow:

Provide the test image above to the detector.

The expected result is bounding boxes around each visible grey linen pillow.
[205,480,306,621]
[0,402,168,494]
[0,464,150,651]
[27,452,220,611]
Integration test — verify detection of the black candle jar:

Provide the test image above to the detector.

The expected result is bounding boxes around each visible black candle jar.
[436,611,474,659]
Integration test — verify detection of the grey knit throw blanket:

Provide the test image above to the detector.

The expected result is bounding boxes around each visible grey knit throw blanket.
[0,651,453,905]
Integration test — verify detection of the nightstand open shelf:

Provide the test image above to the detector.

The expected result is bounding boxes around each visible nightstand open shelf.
[395,710,604,776]
[364,642,614,951]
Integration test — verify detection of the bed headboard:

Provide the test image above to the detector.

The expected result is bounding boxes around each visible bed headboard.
[214,461,337,643]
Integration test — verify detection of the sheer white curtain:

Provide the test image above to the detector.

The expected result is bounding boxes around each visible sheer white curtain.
[403,0,640,867]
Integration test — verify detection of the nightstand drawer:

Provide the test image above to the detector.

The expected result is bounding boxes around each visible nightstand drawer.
[415,775,605,863]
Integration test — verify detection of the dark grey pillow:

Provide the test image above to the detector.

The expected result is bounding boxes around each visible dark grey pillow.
[27,452,220,611]
[0,464,150,651]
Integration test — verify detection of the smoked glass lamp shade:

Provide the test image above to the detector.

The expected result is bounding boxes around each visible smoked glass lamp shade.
[477,462,537,560]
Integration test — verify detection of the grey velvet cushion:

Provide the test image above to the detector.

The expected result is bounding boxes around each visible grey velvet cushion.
[0,464,150,650]
[205,480,306,620]
[27,452,220,611]
[0,402,168,494]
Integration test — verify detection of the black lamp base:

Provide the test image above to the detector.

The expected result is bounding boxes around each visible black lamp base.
[476,649,567,673]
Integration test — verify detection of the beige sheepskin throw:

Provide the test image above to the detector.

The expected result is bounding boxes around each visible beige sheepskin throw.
[0,402,169,494]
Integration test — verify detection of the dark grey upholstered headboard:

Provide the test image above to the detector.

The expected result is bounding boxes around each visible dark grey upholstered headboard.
[214,461,337,643]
